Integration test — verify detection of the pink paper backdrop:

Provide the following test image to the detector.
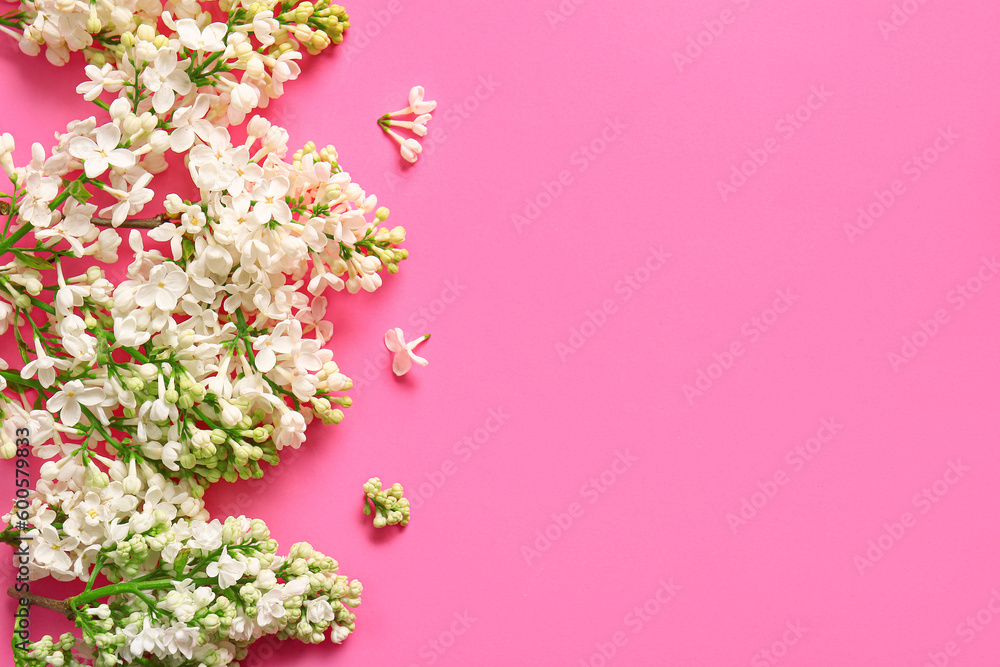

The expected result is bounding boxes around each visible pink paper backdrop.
[2,0,1000,665]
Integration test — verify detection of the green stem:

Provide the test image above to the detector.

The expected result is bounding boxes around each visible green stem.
[79,406,125,455]
[0,222,32,256]
[71,577,215,607]
[0,369,43,393]
[85,553,107,593]
[0,527,21,547]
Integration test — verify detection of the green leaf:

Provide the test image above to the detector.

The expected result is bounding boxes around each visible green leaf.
[66,179,92,204]
[173,552,190,578]
[14,251,54,271]
[182,236,196,261]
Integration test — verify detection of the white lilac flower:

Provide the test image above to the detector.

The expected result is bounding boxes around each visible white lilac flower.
[20,337,69,387]
[68,123,135,178]
[384,328,430,376]
[162,623,199,659]
[46,379,106,427]
[113,314,152,347]
[175,19,228,52]
[19,171,60,227]
[385,85,437,117]
[102,171,154,226]
[206,547,247,588]
[134,263,188,311]
[383,112,433,137]
[75,63,126,101]
[0,132,15,176]
[252,175,292,224]
[141,48,193,113]
[384,127,422,163]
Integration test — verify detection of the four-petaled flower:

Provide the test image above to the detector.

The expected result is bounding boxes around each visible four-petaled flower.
[384,328,430,376]
[135,263,189,311]
[21,338,69,388]
[76,63,127,101]
[47,379,106,427]
[176,19,228,52]
[252,176,292,224]
[141,49,193,113]
[206,547,247,588]
[68,124,135,179]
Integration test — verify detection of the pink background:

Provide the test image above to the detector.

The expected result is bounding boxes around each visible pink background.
[3,0,1000,665]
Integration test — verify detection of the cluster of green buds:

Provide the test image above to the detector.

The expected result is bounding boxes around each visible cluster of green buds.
[367,217,408,275]
[114,363,284,491]
[271,0,350,55]
[362,477,411,528]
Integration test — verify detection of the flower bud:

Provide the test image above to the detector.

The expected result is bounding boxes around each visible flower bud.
[135,24,156,42]
[122,115,141,137]
[0,441,16,459]
[86,13,102,34]
[122,473,142,495]
[84,462,109,488]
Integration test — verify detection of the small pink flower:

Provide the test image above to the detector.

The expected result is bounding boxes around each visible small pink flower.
[384,328,430,376]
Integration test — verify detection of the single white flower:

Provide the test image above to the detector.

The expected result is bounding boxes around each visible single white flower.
[306,598,335,623]
[135,262,188,311]
[0,132,15,177]
[227,82,261,125]
[141,49,193,113]
[127,616,165,659]
[169,95,213,152]
[330,624,351,643]
[102,171,154,226]
[19,171,60,227]
[176,19,228,52]
[384,128,422,164]
[206,547,247,588]
[273,410,306,450]
[384,328,430,376]
[20,337,69,387]
[256,587,287,627]
[252,176,292,224]
[113,315,151,348]
[162,623,199,660]
[68,124,135,179]
[75,63,126,101]
[249,10,278,45]
[384,113,433,137]
[386,85,437,116]
[187,519,224,551]
[47,379,106,427]
[252,330,294,373]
